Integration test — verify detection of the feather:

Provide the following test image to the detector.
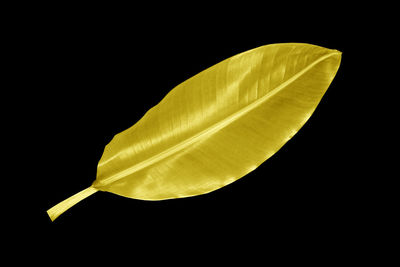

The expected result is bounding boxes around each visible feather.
[47,43,341,221]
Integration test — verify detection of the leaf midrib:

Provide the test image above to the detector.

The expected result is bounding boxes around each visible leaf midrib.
[97,51,339,187]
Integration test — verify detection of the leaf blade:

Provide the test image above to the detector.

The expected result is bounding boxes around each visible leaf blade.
[94,43,341,200]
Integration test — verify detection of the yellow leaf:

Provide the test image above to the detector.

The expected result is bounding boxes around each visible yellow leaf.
[47,43,341,221]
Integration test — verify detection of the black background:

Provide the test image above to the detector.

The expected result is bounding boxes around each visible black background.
[9,3,378,263]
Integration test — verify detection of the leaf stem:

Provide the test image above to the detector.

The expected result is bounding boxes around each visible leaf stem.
[47,186,98,221]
